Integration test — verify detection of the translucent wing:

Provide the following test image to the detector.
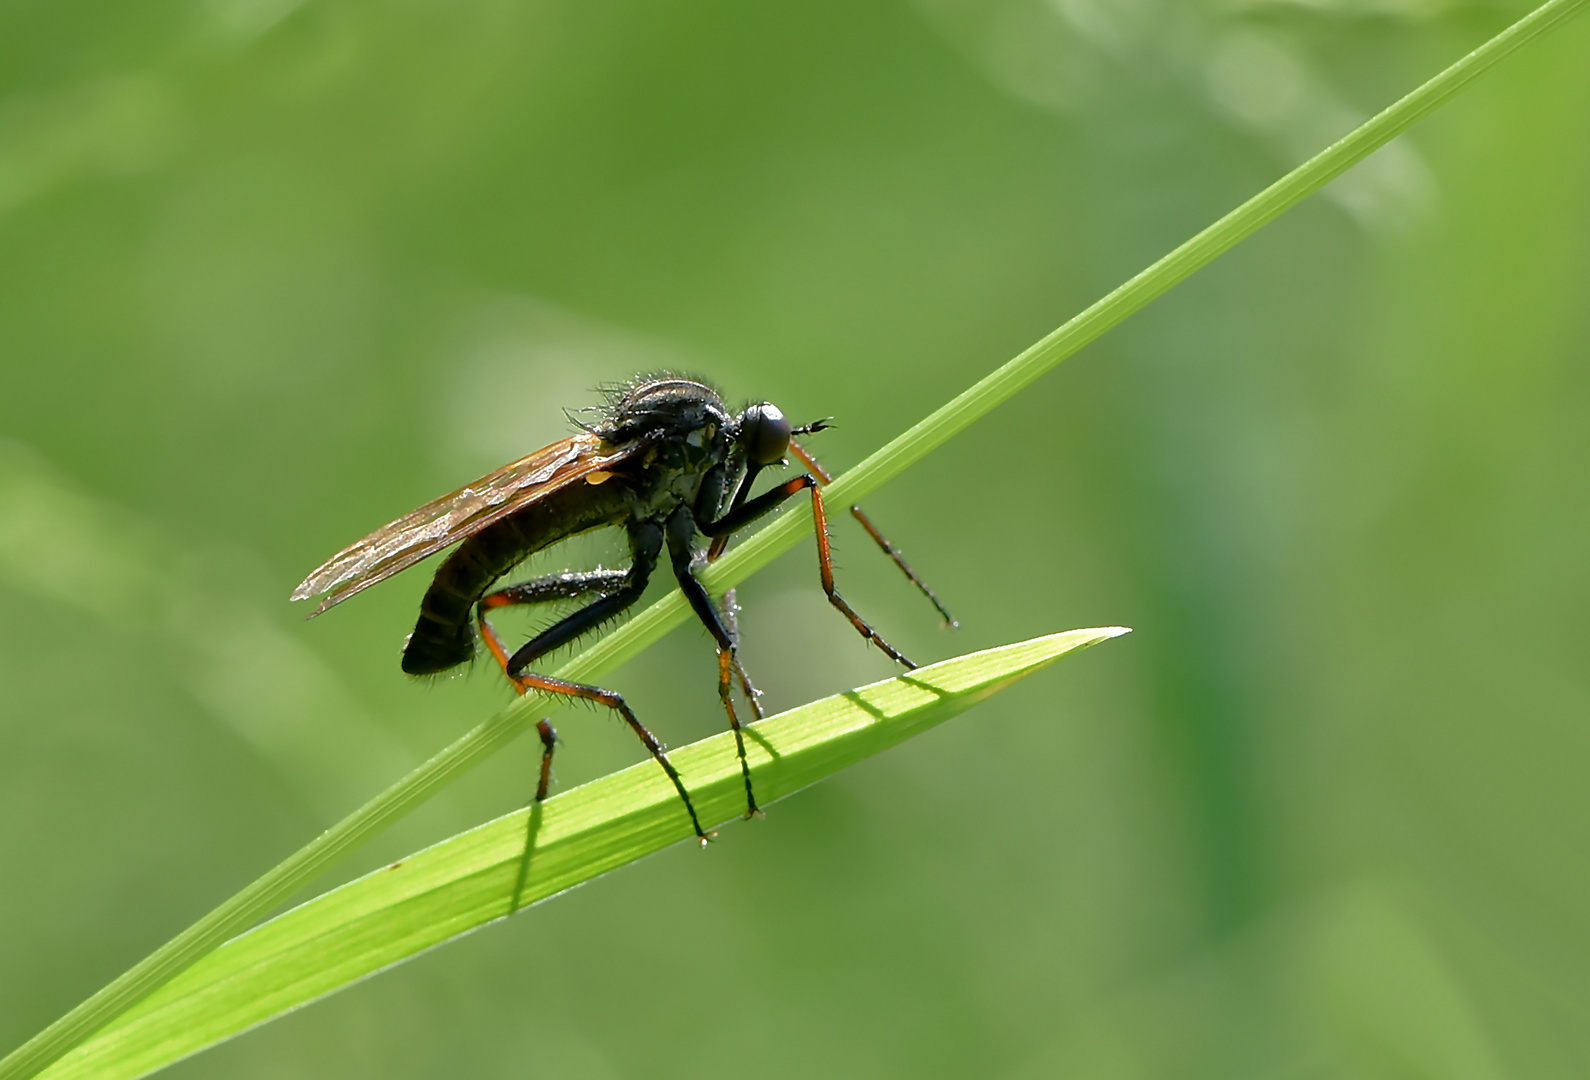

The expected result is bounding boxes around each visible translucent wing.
[291,433,639,617]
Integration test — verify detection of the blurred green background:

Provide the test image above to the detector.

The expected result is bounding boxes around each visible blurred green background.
[3,0,1588,1076]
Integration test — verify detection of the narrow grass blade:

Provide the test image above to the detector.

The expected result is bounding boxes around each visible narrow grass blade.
[3,2,1581,1077]
[38,628,1127,1080]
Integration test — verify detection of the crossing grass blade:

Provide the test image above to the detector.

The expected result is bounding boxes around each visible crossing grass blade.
[36,628,1127,1080]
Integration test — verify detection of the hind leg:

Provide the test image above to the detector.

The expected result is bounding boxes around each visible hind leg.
[491,522,711,845]
[474,569,631,692]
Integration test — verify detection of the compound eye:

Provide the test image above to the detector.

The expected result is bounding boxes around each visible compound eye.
[743,402,791,465]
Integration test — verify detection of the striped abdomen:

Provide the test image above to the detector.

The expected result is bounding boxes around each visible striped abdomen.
[400,482,630,675]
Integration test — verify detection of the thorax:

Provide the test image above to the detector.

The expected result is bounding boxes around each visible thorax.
[621,431,726,522]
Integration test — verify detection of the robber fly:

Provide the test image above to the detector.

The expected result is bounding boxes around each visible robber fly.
[292,375,953,844]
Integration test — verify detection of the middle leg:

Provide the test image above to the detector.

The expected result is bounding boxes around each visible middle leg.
[665,506,763,818]
[719,589,764,721]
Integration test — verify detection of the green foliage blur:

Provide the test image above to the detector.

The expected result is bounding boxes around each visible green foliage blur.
[2,0,1587,1076]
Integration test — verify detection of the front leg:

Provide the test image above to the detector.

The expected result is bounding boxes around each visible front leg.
[803,479,916,669]
[665,506,762,818]
[699,475,917,670]
[697,473,814,538]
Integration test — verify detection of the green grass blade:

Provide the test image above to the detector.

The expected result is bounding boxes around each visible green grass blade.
[37,628,1126,1080]
[2,1,1582,1076]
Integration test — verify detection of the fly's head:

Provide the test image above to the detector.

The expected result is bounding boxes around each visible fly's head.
[733,402,793,469]
[715,402,830,522]
[702,401,806,555]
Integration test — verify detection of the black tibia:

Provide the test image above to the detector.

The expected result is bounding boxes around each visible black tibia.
[402,481,629,675]
[505,521,662,675]
[665,507,761,818]
[787,439,957,628]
